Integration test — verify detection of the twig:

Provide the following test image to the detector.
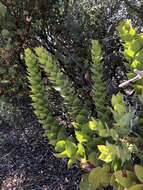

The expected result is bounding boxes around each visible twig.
[119,69,143,88]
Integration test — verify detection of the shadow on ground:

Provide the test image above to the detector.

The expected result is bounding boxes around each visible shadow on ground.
[0,97,81,190]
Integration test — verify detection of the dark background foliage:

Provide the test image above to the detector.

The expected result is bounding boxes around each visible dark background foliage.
[1,0,143,101]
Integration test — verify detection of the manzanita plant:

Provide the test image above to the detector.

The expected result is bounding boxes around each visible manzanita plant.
[24,20,143,190]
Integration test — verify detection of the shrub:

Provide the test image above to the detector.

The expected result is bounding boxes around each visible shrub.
[25,20,143,190]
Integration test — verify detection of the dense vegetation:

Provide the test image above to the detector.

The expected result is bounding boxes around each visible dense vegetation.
[1,1,143,190]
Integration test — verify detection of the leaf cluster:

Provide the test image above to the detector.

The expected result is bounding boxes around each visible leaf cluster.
[24,20,143,190]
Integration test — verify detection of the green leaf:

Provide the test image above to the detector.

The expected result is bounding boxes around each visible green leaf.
[111,159,121,171]
[125,40,141,59]
[72,122,81,129]
[88,167,110,189]
[102,165,110,173]
[119,145,131,164]
[88,120,98,130]
[65,140,77,158]
[81,124,92,135]
[135,51,143,64]
[92,40,102,59]
[111,93,123,107]
[98,129,109,137]
[48,139,57,146]
[129,28,137,37]
[76,114,86,124]
[76,143,86,158]
[134,165,143,183]
[114,170,136,188]
[109,129,119,141]
[98,144,130,164]
[50,124,59,133]
[89,119,104,131]
[114,104,126,114]
[131,59,141,69]
[128,184,143,190]
[116,112,133,128]
[117,20,136,42]
[55,140,66,152]
[67,159,74,168]
[88,152,98,166]
[49,139,57,147]
[55,150,68,158]
[110,174,119,189]
[98,152,112,163]
[98,145,112,163]
[75,131,90,143]
[125,48,135,59]
[47,131,57,140]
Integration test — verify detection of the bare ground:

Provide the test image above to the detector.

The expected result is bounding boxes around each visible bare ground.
[0,97,81,190]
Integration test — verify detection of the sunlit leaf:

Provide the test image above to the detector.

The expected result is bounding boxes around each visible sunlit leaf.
[65,140,77,157]
[67,158,74,167]
[88,120,98,130]
[98,145,112,163]
[55,150,68,158]
[55,140,66,152]
[76,143,86,158]
[131,59,141,69]
[75,131,90,143]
